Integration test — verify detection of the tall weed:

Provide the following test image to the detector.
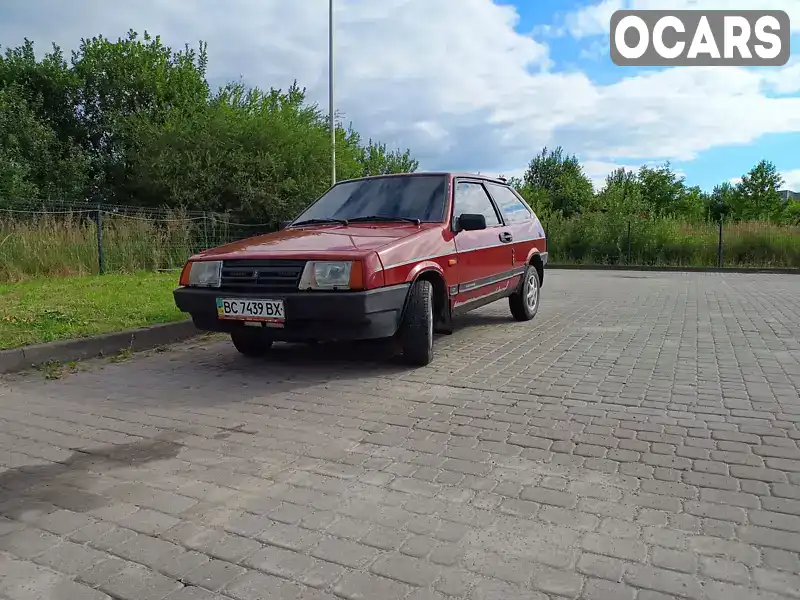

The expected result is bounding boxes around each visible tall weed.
[544,213,799,268]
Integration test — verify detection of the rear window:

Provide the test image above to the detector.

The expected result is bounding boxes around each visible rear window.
[292,175,448,223]
[486,183,533,224]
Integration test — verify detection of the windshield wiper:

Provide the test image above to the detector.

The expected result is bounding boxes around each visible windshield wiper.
[347,215,421,225]
[290,217,349,227]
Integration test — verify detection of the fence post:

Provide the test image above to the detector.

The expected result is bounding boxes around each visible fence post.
[626,219,632,265]
[96,203,105,274]
[203,212,209,250]
[717,219,723,268]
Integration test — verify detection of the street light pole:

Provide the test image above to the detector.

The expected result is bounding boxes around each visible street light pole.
[329,0,336,186]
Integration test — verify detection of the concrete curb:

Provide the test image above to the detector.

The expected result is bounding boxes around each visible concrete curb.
[548,264,800,275]
[0,320,200,375]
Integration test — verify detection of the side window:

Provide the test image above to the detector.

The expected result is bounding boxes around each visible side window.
[486,183,533,224]
[453,182,500,227]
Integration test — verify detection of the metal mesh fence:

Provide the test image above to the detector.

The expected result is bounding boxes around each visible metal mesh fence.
[0,199,272,281]
[2,198,799,281]
[541,214,800,269]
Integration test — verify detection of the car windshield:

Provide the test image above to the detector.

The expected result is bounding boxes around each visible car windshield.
[291,174,447,225]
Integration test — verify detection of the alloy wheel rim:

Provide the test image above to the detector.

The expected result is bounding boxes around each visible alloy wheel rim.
[526,272,539,312]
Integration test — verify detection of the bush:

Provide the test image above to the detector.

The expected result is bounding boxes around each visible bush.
[545,212,800,268]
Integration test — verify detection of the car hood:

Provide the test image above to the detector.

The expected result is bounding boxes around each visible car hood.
[195,223,434,258]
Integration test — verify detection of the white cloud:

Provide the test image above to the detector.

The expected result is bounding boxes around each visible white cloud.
[584,160,637,189]
[0,0,798,180]
[781,169,800,190]
[564,0,624,39]
[761,59,800,96]
[571,65,800,162]
[563,0,800,38]
[579,39,608,61]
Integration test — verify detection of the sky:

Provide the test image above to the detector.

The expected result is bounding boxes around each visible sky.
[1,0,799,192]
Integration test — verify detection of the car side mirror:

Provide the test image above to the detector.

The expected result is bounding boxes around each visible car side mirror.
[457,213,487,232]
[279,220,292,230]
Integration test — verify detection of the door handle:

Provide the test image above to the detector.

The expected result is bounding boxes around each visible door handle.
[499,231,513,243]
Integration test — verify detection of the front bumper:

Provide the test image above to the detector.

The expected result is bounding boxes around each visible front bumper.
[173,284,410,342]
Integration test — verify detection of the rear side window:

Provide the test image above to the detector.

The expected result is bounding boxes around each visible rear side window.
[453,181,500,227]
[486,183,533,224]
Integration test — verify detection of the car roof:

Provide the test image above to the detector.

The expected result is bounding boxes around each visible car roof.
[338,172,511,185]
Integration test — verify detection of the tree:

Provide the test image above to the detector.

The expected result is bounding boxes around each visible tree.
[509,176,552,218]
[0,148,37,201]
[636,162,687,217]
[0,39,81,147]
[595,167,644,215]
[707,182,737,222]
[523,146,593,217]
[604,167,639,192]
[0,85,89,201]
[783,200,800,225]
[0,31,419,221]
[358,139,419,176]
[735,159,784,220]
[1,31,210,202]
[70,30,210,200]
[506,176,524,192]
[123,82,369,224]
[674,185,708,223]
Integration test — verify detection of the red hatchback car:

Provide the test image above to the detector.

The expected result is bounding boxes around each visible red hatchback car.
[174,172,547,365]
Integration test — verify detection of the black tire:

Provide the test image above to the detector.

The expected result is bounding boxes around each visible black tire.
[509,264,540,321]
[231,329,273,357]
[400,279,435,366]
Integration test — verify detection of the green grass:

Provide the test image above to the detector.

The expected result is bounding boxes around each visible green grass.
[0,271,184,349]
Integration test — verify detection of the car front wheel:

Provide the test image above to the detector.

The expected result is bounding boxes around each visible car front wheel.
[509,264,540,321]
[231,328,273,357]
[400,279,434,366]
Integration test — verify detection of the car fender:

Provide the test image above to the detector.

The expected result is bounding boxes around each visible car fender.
[398,261,448,323]
[524,248,545,265]
[523,249,547,287]
[405,260,447,284]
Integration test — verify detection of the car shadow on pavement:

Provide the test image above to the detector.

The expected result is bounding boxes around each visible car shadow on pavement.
[3,309,531,409]
[450,312,517,330]
[237,309,516,370]
[260,338,408,368]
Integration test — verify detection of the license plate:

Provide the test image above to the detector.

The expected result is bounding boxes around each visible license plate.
[216,298,285,326]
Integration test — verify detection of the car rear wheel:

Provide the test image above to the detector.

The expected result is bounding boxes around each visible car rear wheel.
[509,264,540,321]
[231,328,273,357]
[400,279,434,366]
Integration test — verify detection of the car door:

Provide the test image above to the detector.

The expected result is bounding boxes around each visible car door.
[451,179,514,309]
[484,181,546,277]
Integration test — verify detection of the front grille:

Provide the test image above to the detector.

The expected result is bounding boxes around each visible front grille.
[220,259,307,294]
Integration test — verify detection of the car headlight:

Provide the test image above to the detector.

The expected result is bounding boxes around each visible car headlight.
[298,261,353,290]
[186,260,222,287]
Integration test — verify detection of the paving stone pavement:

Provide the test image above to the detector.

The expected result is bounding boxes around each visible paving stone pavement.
[1,270,800,600]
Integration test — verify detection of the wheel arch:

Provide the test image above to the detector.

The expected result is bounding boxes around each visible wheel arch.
[401,264,449,326]
[526,251,545,287]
